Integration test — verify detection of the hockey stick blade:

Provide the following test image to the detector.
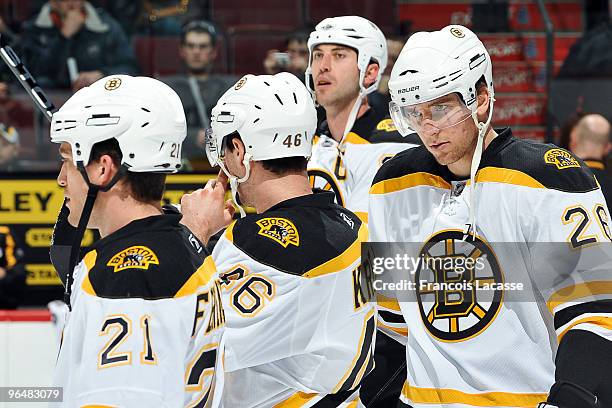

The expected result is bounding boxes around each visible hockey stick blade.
[0,34,56,122]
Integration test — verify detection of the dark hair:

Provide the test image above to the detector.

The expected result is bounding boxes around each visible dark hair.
[285,27,312,47]
[181,20,217,46]
[89,138,166,203]
[223,132,308,175]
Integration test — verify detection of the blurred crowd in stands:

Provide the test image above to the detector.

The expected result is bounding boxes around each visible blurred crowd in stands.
[0,0,609,174]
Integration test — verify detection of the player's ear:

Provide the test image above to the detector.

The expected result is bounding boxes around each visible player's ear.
[363,62,379,89]
[475,82,490,122]
[92,154,117,185]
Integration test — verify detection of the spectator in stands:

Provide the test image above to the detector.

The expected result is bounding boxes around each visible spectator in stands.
[263,27,311,82]
[0,81,27,171]
[135,0,211,36]
[0,122,19,171]
[569,113,612,209]
[162,20,236,168]
[20,0,138,90]
[558,20,612,78]
[0,226,26,309]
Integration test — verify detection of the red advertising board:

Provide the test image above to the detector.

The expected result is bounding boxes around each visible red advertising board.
[481,33,579,63]
[493,62,562,93]
[398,1,583,32]
[493,94,547,126]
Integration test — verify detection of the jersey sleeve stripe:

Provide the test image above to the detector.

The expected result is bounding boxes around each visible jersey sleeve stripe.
[378,309,406,324]
[377,294,402,312]
[553,300,612,329]
[556,315,612,342]
[473,167,545,189]
[81,250,98,296]
[174,256,217,298]
[272,391,320,407]
[377,319,408,337]
[303,223,368,278]
[547,281,612,313]
[333,308,375,393]
[401,380,548,407]
[370,172,451,195]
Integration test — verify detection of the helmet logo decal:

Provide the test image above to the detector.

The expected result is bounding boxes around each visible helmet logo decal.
[320,24,334,30]
[234,77,248,90]
[398,86,419,94]
[104,77,122,91]
[450,27,465,38]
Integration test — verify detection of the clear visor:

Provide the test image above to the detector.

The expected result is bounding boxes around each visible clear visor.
[390,97,472,135]
[204,127,222,167]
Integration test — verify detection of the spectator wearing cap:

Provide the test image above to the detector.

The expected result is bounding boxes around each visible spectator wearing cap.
[21,0,138,90]
[569,113,612,211]
[162,20,236,168]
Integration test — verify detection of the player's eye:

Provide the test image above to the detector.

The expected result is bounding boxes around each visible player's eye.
[432,104,449,112]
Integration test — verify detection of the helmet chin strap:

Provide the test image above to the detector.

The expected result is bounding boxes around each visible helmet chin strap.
[465,97,495,240]
[219,153,252,218]
[61,163,127,311]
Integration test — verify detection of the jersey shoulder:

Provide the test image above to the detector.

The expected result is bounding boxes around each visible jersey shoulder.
[371,145,448,187]
[223,194,365,276]
[85,214,208,299]
[484,135,598,193]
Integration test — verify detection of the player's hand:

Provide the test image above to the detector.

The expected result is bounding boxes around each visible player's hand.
[180,171,235,245]
[61,9,86,38]
[0,266,6,280]
[72,71,104,91]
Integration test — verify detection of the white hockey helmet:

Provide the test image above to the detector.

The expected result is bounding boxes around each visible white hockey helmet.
[51,75,186,173]
[388,25,494,136]
[205,72,317,167]
[305,15,388,95]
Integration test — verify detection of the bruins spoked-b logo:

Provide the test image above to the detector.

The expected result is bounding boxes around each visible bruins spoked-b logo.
[107,246,160,273]
[256,218,300,248]
[415,230,504,342]
[544,148,580,170]
[104,77,122,91]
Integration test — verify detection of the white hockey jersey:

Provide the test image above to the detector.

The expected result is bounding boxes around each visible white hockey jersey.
[308,107,419,222]
[53,214,225,407]
[368,128,612,408]
[211,192,375,407]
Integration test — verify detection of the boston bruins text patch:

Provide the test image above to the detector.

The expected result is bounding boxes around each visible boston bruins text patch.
[256,218,300,248]
[107,246,160,272]
[544,148,580,170]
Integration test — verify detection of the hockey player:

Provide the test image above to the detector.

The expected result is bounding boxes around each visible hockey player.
[306,16,417,406]
[50,75,225,407]
[369,25,612,407]
[181,72,376,407]
[305,15,419,222]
